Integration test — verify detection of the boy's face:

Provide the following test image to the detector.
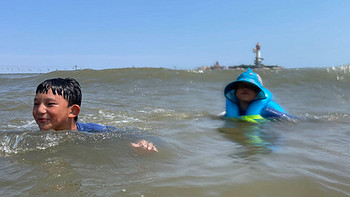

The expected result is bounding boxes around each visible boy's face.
[33,89,75,131]
[235,82,258,103]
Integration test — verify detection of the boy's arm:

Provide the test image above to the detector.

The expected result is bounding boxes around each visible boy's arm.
[77,122,159,153]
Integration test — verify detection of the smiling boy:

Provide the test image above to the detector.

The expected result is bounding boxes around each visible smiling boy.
[33,78,158,152]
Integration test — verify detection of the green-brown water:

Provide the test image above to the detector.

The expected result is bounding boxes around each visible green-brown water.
[1,67,350,196]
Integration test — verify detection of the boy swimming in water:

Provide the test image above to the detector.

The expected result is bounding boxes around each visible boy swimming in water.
[224,68,292,122]
[33,78,158,152]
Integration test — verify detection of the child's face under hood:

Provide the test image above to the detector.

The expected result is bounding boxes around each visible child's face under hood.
[235,82,258,103]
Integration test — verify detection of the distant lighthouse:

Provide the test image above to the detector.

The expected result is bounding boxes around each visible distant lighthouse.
[253,42,263,67]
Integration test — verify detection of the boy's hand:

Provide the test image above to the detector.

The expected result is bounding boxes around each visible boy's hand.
[131,140,158,153]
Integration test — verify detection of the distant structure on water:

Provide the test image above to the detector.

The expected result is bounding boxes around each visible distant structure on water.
[196,43,282,71]
[198,61,225,71]
[253,42,263,67]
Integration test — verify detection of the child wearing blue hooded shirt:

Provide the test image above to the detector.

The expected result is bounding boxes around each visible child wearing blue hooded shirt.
[224,68,292,123]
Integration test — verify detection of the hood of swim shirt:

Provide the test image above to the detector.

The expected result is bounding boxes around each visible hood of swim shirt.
[224,68,267,102]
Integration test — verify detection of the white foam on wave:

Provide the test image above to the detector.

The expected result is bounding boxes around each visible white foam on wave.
[0,131,62,156]
[302,112,349,122]
[6,120,37,130]
[98,109,143,124]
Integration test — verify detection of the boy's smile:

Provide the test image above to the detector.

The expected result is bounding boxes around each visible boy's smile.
[32,89,77,131]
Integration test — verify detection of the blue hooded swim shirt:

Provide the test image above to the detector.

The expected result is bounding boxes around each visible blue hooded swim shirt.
[224,68,292,119]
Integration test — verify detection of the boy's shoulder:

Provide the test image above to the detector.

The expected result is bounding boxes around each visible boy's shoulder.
[76,122,116,132]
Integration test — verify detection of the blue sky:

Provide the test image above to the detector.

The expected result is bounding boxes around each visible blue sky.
[1,0,350,72]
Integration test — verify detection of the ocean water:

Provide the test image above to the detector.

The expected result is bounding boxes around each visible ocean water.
[1,66,350,196]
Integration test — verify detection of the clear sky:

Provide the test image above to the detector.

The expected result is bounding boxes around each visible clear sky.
[1,0,350,72]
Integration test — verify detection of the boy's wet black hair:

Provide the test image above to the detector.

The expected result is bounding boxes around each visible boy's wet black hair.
[36,78,82,121]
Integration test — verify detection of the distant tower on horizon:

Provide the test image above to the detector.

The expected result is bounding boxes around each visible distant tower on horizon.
[253,42,264,66]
